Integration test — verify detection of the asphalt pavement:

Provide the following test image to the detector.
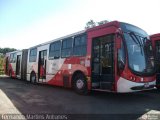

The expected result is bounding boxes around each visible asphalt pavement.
[0,76,160,120]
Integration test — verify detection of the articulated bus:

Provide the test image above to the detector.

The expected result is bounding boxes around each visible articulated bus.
[4,21,156,94]
[150,33,160,89]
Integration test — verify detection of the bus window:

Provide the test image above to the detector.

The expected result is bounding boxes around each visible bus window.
[61,38,73,57]
[29,48,37,62]
[73,34,87,56]
[10,54,13,63]
[10,53,16,63]
[49,41,61,59]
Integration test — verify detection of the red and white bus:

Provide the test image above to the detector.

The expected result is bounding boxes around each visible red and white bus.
[150,33,160,89]
[4,21,156,94]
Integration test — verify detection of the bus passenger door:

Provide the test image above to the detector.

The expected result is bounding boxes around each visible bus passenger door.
[16,55,21,77]
[92,35,114,90]
[38,50,47,82]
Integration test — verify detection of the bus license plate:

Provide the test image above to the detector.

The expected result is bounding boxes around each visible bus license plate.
[144,83,149,88]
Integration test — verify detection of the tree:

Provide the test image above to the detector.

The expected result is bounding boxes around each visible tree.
[97,20,109,26]
[0,47,17,55]
[85,20,96,29]
[85,19,109,29]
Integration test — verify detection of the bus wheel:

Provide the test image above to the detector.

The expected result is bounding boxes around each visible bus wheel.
[73,73,88,95]
[30,72,36,84]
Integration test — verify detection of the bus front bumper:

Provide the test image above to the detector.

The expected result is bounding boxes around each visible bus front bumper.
[117,77,156,93]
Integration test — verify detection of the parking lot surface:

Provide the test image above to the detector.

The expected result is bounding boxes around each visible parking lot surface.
[0,76,160,120]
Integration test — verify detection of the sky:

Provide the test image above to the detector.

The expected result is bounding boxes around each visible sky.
[0,0,160,50]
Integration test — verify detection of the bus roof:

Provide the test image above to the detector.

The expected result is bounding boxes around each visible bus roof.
[6,50,22,54]
[150,33,160,38]
[29,30,86,49]
[5,50,22,57]
[150,33,160,42]
[86,20,119,32]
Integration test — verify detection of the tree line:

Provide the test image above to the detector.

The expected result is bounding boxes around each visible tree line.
[85,19,109,29]
[0,48,17,55]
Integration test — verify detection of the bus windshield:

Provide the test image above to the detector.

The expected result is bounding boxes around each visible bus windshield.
[121,23,155,75]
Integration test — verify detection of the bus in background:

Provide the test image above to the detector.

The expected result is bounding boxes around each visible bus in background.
[25,21,156,94]
[150,33,160,89]
[4,49,28,80]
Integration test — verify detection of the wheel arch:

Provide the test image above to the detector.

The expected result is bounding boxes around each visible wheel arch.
[30,70,36,75]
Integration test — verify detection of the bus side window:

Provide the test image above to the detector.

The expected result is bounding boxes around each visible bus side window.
[49,41,61,59]
[13,53,16,63]
[61,38,73,58]
[29,48,37,62]
[10,53,16,63]
[10,53,13,63]
[73,34,87,56]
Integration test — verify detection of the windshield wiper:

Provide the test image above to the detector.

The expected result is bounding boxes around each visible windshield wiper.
[129,32,144,55]
[128,32,138,44]
[129,32,142,46]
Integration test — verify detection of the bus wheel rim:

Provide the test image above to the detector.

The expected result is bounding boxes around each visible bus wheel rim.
[76,79,84,89]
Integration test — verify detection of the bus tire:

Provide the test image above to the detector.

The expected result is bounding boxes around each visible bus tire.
[30,72,36,84]
[73,73,88,95]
